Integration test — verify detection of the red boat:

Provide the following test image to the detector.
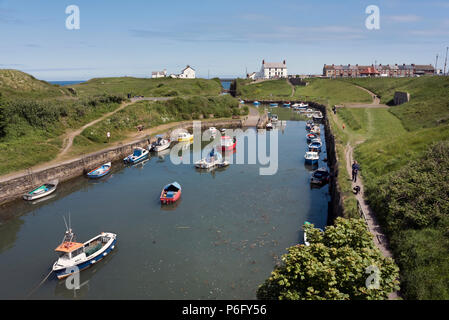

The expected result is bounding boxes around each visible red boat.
[160,182,182,204]
[221,136,236,151]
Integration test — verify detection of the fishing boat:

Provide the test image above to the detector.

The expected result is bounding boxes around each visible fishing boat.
[304,151,319,165]
[160,181,182,204]
[221,136,236,151]
[305,121,314,131]
[86,162,111,179]
[220,128,227,134]
[149,136,171,152]
[195,148,229,169]
[266,122,273,130]
[306,108,313,113]
[310,167,330,185]
[52,223,116,280]
[308,141,322,152]
[253,101,260,106]
[23,180,58,201]
[123,147,149,164]
[269,103,278,107]
[177,132,194,142]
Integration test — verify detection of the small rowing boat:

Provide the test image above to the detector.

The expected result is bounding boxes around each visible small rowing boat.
[23,180,58,201]
[270,103,278,107]
[304,151,319,165]
[160,181,182,204]
[86,162,111,179]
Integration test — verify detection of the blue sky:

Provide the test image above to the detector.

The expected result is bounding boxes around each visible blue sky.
[0,0,448,80]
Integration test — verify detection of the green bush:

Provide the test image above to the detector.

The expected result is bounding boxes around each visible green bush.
[257,218,399,300]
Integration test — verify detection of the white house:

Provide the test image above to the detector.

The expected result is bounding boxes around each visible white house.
[178,65,196,79]
[257,60,288,79]
[151,69,167,78]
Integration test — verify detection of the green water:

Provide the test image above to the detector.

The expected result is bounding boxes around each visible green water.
[0,121,329,299]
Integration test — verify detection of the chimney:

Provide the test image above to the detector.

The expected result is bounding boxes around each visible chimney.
[283,60,286,65]
[262,59,265,65]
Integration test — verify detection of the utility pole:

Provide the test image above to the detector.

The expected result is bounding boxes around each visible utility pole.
[444,47,448,76]
[435,54,439,75]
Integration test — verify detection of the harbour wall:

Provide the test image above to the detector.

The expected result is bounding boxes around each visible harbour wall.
[0,119,242,205]
[306,101,344,225]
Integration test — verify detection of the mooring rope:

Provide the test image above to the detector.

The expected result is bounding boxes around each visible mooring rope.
[26,269,53,298]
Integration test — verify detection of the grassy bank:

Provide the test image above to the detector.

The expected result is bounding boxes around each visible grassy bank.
[237,79,292,100]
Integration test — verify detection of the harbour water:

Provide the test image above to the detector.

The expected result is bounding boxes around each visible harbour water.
[0,121,329,299]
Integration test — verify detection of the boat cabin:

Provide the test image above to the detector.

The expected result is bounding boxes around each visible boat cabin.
[55,241,84,260]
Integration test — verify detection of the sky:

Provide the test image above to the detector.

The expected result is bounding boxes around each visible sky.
[0,0,448,80]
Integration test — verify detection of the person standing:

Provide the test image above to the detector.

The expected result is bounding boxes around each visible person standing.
[107,131,111,142]
[352,161,360,182]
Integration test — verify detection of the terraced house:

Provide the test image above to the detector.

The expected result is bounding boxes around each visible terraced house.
[323,63,435,78]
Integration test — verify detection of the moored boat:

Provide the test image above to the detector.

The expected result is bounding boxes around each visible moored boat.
[270,103,278,107]
[195,148,229,169]
[52,225,116,279]
[150,136,171,152]
[271,114,278,123]
[177,132,194,142]
[253,101,260,106]
[310,125,321,135]
[308,141,322,152]
[208,127,218,135]
[283,102,291,107]
[160,181,182,204]
[304,151,319,165]
[23,180,58,201]
[266,122,273,130]
[313,111,324,121]
[306,133,317,141]
[86,162,111,179]
[221,136,236,151]
[123,147,149,164]
[310,167,330,185]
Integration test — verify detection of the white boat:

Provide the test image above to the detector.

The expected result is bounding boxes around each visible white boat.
[271,114,278,123]
[208,127,218,135]
[52,224,116,280]
[150,136,171,152]
[195,148,229,169]
[313,111,323,120]
[220,128,227,133]
[266,122,273,130]
[304,151,319,165]
[23,180,58,201]
[178,132,194,142]
[123,147,149,164]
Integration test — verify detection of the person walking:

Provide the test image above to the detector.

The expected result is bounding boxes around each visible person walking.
[352,160,360,182]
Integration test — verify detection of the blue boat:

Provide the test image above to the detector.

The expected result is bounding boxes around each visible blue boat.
[304,151,319,165]
[253,101,260,106]
[283,102,291,107]
[123,147,149,164]
[270,103,278,107]
[86,162,111,179]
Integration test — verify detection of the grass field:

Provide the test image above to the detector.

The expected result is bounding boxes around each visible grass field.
[70,77,222,98]
[237,79,292,100]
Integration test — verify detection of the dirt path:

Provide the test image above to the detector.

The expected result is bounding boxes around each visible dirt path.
[345,143,400,300]
[343,85,389,108]
[286,79,295,97]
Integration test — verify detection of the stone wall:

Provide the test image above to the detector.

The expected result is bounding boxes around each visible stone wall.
[393,91,410,105]
[0,119,242,205]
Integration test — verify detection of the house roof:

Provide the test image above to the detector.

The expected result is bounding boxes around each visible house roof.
[181,65,195,72]
[263,62,286,69]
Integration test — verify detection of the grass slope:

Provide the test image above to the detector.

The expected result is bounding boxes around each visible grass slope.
[237,79,292,100]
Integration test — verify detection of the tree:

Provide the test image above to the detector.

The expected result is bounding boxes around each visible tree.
[256,218,400,300]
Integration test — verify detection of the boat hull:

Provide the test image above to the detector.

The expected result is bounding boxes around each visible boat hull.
[53,238,116,280]
[23,183,57,201]
[154,143,170,152]
[87,163,111,179]
[123,152,149,164]
[160,190,181,204]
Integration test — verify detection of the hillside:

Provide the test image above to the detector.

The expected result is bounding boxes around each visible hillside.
[236,79,292,100]
[70,77,222,98]
[0,69,71,99]
[343,77,449,130]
